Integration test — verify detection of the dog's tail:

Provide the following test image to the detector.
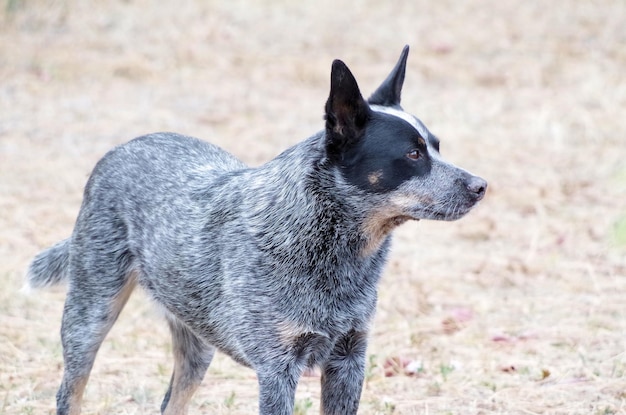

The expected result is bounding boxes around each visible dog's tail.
[25,238,71,290]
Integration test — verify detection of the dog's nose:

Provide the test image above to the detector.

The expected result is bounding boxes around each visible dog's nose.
[467,176,487,200]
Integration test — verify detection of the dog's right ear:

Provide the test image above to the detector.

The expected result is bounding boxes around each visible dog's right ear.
[368,45,409,107]
[324,60,370,160]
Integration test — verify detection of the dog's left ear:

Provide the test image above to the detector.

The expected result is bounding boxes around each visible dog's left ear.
[368,45,410,107]
[325,60,370,159]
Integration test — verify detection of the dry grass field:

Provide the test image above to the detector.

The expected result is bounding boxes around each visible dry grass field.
[1,0,625,414]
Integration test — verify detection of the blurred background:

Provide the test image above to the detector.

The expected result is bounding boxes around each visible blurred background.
[1,1,625,413]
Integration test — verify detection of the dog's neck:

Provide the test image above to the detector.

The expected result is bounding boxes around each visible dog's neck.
[251,133,404,261]
[360,214,411,258]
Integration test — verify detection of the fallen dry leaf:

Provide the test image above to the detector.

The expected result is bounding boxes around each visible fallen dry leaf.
[383,356,423,377]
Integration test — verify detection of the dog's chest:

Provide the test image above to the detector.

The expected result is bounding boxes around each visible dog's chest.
[285,256,385,333]
[275,290,376,367]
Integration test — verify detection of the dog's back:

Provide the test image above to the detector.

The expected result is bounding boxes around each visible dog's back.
[28,132,245,289]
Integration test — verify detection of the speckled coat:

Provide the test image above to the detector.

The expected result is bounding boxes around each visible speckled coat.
[27,46,486,415]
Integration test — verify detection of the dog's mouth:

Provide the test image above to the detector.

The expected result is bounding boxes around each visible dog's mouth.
[414,200,479,222]
[420,209,467,221]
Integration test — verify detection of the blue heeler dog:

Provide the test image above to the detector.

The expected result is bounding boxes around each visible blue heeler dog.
[27,46,486,415]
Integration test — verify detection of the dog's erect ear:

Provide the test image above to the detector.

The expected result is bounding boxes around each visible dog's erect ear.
[368,45,410,107]
[325,60,370,159]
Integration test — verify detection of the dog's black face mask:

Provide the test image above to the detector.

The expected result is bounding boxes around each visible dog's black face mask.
[323,46,486,221]
[323,45,432,194]
[339,111,433,193]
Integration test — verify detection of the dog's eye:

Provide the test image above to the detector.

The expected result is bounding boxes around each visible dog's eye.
[407,150,420,160]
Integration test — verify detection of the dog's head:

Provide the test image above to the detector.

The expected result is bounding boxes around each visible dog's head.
[324,45,486,225]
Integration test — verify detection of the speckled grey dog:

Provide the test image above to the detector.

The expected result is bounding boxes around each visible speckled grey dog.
[27,46,486,415]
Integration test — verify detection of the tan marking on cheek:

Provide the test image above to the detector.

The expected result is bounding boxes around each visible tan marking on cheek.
[360,191,434,257]
[361,206,411,257]
[390,193,434,209]
[368,170,383,186]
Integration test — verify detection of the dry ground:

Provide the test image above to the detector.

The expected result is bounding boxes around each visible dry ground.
[1,1,625,414]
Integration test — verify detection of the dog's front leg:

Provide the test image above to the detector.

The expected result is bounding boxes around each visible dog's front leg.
[320,330,368,415]
[257,367,299,415]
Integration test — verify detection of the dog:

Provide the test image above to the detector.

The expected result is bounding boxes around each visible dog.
[27,45,486,415]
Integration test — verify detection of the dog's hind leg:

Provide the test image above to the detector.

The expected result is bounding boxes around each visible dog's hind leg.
[56,219,137,415]
[320,330,368,415]
[160,317,215,415]
[56,269,137,414]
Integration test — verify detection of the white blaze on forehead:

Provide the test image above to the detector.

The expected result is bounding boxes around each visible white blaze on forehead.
[369,104,442,160]
[369,105,430,140]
